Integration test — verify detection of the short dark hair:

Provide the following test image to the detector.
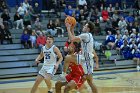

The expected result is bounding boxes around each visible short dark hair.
[47,35,54,40]
[87,21,95,32]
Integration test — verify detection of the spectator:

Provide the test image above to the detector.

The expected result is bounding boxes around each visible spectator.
[100,8,109,22]
[125,13,135,24]
[105,19,113,34]
[23,11,31,27]
[1,9,13,29]
[21,29,31,48]
[114,2,121,10]
[0,0,8,12]
[107,3,115,16]
[83,5,89,20]
[78,0,87,9]
[26,25,32,35]
[54,18,64,37]
[129,40,137,51]
[104,31,115,49]
[34,17,42,30]
[30,31,37,48]
[14,12,24,29]
[115,35,123,54]
[46,19,56,36]
[120,40,131,59]
[17,3,26,17]
[36,32,46,52]
[23,0,30,11]
[64,5,74,17]
[33,2,41,21]
[118,17,127,33]
[0,24,13,44]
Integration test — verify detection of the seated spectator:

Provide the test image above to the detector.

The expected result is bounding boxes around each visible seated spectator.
[83,5,89,20]
[46,19,56,36]
[120,40,131,59]
[105,19,113,34]
[36,32,46,52]
[125,13,135,24]
[23,11,31,27]
[23,0,30,11]
[129,40,137,51]
[54,18,64,37]
[26,25,33,35]
[104,31,115,49]
[78,0,87,9]
[118,17,127,33]
[21,29,31,48]
[30,31,37,48]
[14,12,24,29]
[17,3,26,17]
[112,11,119,22]
[114,2,121,11]
[107,3,115,16]
[64,5,74,17]
[1,9,13,29]
[90,8,98,22]
[34,17,42,30]
[0,24,13,44]
[0,0,8,12]
[33,2,41,21]
[100,8,109,22]
[115,35,123,54]
[131,46,140,71]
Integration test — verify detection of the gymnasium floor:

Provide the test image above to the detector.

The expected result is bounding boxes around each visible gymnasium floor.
[0,68,140,93]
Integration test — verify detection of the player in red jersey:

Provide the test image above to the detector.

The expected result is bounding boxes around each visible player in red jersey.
[55,42,86,93]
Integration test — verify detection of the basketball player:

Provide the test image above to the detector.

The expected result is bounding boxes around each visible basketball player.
[55,42,86,93]
[66,21,98,93]
[31,36,63,93]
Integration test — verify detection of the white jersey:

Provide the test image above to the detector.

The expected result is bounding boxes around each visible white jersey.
[42,45,57,66]
[78,32,94,74]
[78,33,94,57]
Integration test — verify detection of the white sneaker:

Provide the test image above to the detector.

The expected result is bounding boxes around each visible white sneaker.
[136,66,140,71]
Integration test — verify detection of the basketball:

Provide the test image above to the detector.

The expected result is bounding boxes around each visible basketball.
[65,16,76,28]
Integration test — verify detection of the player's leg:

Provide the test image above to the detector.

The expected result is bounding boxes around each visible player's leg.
[64,80,77,93]
[55,81,67,93]
[31,75,44,93]
[86,74,98,93]
[44,74,53,92]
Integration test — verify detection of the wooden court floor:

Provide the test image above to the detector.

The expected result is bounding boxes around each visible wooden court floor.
[0,68,140,93]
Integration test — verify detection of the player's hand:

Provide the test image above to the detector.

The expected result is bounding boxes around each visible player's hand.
[54,63,59,70]
[35,60,40,65]
[94,63,99,70]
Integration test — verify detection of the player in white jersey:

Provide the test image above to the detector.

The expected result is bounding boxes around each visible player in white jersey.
[31,36,63,93]
[66,21,98,93]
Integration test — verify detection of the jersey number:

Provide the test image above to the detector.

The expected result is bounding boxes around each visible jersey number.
[45,53,50,59]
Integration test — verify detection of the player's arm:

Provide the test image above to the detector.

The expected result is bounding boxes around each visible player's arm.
[66,23,80,42]
[35,51,44,65]
[93,50,99,69]
[54,47,63,68]
[63,56,70,74]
